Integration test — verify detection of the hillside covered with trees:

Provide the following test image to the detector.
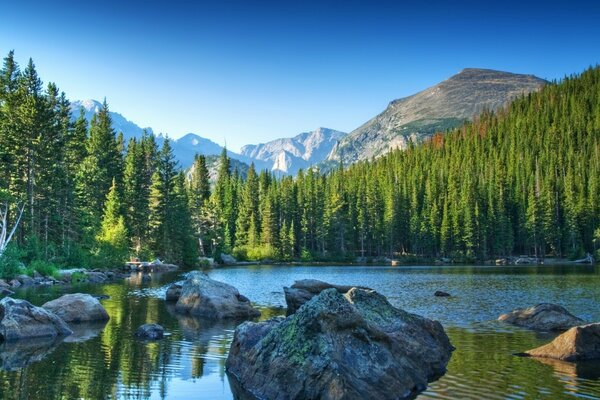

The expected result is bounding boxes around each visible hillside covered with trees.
[1,51,599,277]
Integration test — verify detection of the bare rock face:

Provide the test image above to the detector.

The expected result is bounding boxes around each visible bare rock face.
[0,297,73,341]
[42,293,109,323]
[498,303,585,331]
[283,279,370,315]
[226,287,454,400]
[175,272,260,319]
[522,323,600,361]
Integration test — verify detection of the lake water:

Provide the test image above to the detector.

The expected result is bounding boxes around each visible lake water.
[0,264,599,399]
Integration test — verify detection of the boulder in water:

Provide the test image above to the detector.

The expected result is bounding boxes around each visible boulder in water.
[42,293,109,323]
[226,287,454,400]
[498,303,585,331]
[134,323,165,340]
[0,297,72,341]
[175,271,260,319]
[165,283,182,301]
[283,279,369,315]
[522,323,600,361]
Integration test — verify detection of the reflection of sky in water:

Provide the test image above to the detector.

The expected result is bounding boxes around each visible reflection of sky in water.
[0,265,598,399]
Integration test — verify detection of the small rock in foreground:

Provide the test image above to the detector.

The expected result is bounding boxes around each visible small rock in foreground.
[498,303,585,331]
[134,323,164,340]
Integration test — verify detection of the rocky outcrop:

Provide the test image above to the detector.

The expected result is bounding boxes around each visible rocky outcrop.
[42,293,109,323]
[134,323,164,340]
[283,279,370,315]
[165,283,182,301]
[522,323,600,361]
[498,303,585,331]
[175,272,260,319]
[0,297,72,341]
[227,287,453,400]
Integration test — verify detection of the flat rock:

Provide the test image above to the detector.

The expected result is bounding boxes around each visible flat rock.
[522,323,600,361]
[134,323,164,340]
[42,293,109,323]
[175,272,260,319]
[498,303,585,331]
[284,279,370,315]
[0,297,73,341]
[227,287,454,400]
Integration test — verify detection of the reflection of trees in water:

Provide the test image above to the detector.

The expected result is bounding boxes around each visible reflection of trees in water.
[421,327,600,399]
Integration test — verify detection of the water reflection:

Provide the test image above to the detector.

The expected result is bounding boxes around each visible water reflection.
[0,266,597,399]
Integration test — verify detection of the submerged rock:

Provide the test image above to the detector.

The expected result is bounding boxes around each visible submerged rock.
[226,287,454,400]
[522,323,600,361]
[42,293,110,323]
[0,297,72,341]
[283,279,369,315]
[134,323,164,340]
[0,336,62,371]
[434,291,451,297]
[175,271,260,319]
[498,303,585,331]
[165,283,182,301]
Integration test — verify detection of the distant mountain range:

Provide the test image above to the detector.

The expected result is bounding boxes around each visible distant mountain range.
[71,68,547,175]
[326,68,547,164]
[70,100,337,173]
[240,128,346,175]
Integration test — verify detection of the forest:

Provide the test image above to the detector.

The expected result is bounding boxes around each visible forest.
[1,50,599,277]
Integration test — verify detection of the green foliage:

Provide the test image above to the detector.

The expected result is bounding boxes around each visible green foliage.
[94,181,129,268]
[28,259,60,278]
[0,245,24,279]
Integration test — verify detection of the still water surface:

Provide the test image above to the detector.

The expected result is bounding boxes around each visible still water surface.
[0,264,599,399]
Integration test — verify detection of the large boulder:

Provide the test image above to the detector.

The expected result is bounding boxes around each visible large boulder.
[226,287,454,400]
[0,297,73,341]
[42,293,109,323]
[175,271,260,319]
[522,323,600,361]
[284,279,370,315]
[498,303,585,331]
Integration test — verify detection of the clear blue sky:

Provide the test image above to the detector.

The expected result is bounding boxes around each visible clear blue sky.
[1,0,599,151]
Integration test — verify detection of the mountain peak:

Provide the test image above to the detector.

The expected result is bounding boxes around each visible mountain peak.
[328,68,546,164]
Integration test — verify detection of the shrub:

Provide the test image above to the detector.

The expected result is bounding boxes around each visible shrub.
[29,259,60,278]
[0,245,24,279]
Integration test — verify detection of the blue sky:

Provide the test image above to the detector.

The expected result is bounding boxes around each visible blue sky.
[1,0,599,151]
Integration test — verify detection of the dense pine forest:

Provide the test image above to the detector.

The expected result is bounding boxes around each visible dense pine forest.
[1,51,599,277]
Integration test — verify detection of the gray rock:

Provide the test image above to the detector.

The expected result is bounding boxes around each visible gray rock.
[227,288,454,400]
[134,323,164,340]
[17,275,35,286]
[165,283,182,301]
[85,271,108,283]
[9,279,20,288]
[42,293,109,323]
[175,271,260,319]
[284,279,370,315]
[498,303,585,331]
[220,253,237,265]
[0,288,14,297]
[434,291,451,297]
[522,323,600,361]
[0,280,10,289]
[0,297,73,341]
